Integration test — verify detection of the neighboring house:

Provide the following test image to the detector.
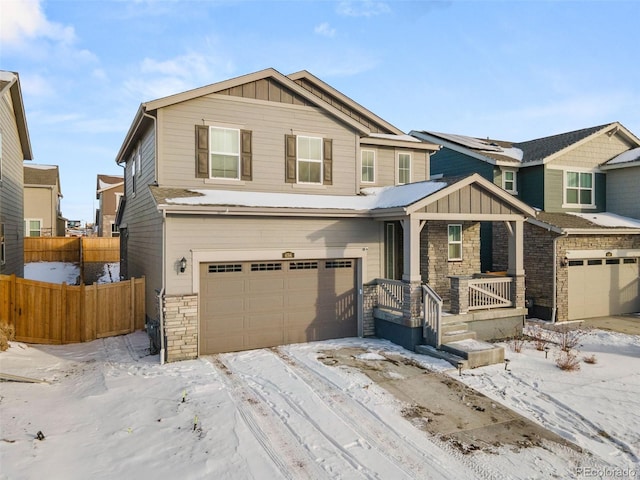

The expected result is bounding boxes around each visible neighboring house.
[95,174,124,237]
[116,68,534,364]
[0,71,33,277]
[23,164,66,237]
[601,147,640,219]
[412,122,640,322]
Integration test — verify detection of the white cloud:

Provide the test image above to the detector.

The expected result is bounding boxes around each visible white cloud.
[20,73,55,97]
[337,0,391,17]
[314,22,336,38]
[1,0,76,46]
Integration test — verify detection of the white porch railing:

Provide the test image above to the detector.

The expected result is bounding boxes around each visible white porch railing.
[422,284,443,348]
[376,278,404,313]
[468,277,513,310]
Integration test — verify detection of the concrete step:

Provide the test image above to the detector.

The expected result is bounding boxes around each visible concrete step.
[441,322,470,334]
[441,330,477,343]
[414,344,468,369]
[440,339,505,368]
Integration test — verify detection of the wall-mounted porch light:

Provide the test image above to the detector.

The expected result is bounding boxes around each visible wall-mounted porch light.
[560,256,569,267]
[179,257,187,273]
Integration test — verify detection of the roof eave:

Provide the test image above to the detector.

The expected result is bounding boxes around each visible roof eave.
[360,136,440,151]
[157,204,373,218]
[601,160,640,170]
[410,130,503,166]
[3,72,33,160]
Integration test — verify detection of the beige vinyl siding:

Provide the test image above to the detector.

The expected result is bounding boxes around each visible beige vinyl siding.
[24,186,56,236]
[547,132,633,170]
[369,147,429,187]
[157,95,358,194]
[0,90,25,276]
[122,124,163,318]
[607,166,640,219]
[164,215,383,295]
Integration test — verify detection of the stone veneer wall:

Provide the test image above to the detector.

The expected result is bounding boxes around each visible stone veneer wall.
[362,284,377,336]
[421,221,480,305]
[163,294,198,362]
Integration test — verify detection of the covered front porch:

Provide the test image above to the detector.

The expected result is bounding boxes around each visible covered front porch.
[367,175,535,367]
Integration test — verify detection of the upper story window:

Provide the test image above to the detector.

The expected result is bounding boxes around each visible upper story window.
[210,127,240,179]
[448,224,462,261]
[297,136,323,184]
[111,222,120,238]
[361,150,375,183]
[565,171,594,206]
[502,169,517,193]
[398,153,411,185]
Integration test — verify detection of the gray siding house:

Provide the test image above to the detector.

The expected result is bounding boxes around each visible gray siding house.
[412,122,640,322]
[116,68,534,364]
[0,71,33,277]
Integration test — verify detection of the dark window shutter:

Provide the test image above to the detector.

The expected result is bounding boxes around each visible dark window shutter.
[323,138,333,185]
[195,125,209,178]
[285,134,297,183]
[240,130,252,181]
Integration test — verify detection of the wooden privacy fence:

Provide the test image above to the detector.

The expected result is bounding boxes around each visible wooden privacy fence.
[24,237,120,263]
[0,274,145,345]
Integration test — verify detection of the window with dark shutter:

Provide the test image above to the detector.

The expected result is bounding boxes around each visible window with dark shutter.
[240,129,252,181]
[195,125,209,178]
[323,138,332,185]
[285,134,297,183]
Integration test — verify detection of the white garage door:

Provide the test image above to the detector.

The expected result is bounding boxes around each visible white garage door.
[568,257,640,320]
[199,259,357,354]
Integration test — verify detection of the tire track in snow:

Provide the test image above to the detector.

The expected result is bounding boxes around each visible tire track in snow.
[273,347,509,480]
[207,357,327,480]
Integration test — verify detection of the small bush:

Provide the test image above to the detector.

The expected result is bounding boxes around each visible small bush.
[555,350,581,371]
[0,323,16,352]
[553,324,588,352]
[583,354,597,365]
[527,325,550,351]
[509,334,527,353]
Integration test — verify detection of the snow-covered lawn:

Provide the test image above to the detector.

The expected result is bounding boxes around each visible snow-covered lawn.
[1,327,638,479]
[23,262,119,284]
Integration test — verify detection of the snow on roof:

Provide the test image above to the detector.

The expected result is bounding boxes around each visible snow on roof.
[568,212,640,228]
[606,147,640,165]
[425,131,523,162]
[98,179,123,190]
[164,181,449,210]
[480,146,524,162]
[367,133,422,143]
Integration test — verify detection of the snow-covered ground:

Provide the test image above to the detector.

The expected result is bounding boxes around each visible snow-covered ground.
[1,327,638,479]
[23,262,119,284]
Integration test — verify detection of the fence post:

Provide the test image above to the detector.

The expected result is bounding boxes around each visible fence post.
[60,282,67,344]
[130,277,135,332]
[10,274,17,327]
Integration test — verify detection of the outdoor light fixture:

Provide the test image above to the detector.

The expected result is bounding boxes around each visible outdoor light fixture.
[544,346,550,359]
[179,257,187,273]
[560,256,569,267]
[457,361,464,376]
[504,358,511,371]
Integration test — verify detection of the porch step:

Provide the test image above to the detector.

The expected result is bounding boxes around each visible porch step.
[414,344,468,369]
[440,339,505,369]
[441,322,470,334]
[441,329,477,343]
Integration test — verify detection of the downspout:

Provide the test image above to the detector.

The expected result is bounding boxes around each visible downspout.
[157,287,165,365]
[551,231,569,323]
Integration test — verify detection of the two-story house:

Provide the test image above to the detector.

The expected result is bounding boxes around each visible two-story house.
[115,68,534,363]
[412,122,640,322]
[601,147,640,220]
[95,174,124,237]
[23,164,65,237]
[1,71,33,277]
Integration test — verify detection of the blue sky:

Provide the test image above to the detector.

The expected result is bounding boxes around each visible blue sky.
[3,0,639,223]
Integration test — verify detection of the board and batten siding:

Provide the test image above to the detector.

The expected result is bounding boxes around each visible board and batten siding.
[606,167,640,219]
[157,94,359,195]
[0,90,26,276]
[164,215,383,296]
[121,123,163,319]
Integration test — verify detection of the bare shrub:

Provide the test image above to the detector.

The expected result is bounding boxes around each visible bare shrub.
[527,325,550,351]
[509,333,527,353]
[553,324,588,352]
[555,350,581,371]
[583,354,597,365]
[0,323,15,352]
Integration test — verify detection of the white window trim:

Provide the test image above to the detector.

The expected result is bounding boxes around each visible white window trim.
[397,152,411,185]
[361,149,376,184]
[209,126,241,181]
[25,218,43,237]
[296,135,323,185]
[448,224,463,261]
[562,168,596,209]
[502,169,518,194]
[130,155,136,197]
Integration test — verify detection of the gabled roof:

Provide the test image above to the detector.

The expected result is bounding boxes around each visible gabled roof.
[0,71,33,161]
[528,211,640,234]
[24,164,60,191]
[96,174,124,195]
[411,122,640,168]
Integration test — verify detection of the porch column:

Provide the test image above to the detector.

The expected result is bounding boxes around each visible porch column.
[505,219,525,276]
[401,217,425,322]
[506,219,526,309]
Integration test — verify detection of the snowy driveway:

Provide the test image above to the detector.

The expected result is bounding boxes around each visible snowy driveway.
[1,330,637,479]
